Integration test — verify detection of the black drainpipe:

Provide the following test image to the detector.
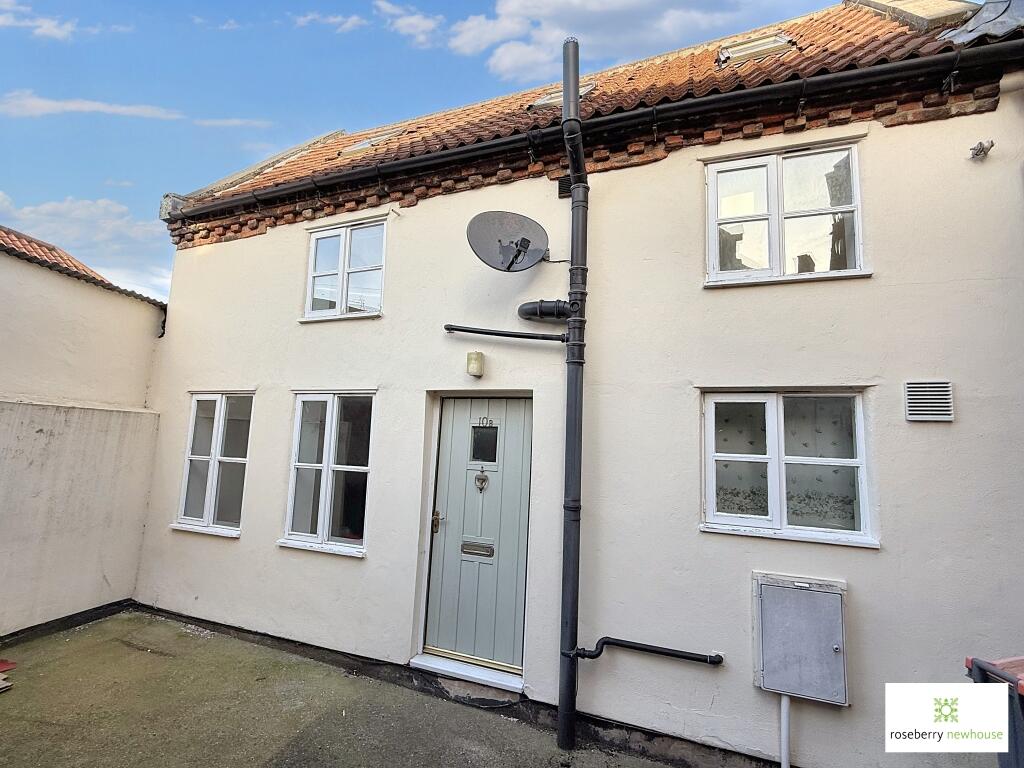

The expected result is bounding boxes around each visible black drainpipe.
[447,39,725,752]
[557,37,588,752]
[430,33,1023,753]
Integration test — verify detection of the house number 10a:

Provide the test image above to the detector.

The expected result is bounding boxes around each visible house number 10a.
[476,417,494,426]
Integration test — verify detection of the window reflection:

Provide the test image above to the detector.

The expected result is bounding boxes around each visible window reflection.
[783,151,852,212]
[717,166,768,218]
[718,220,769,271]
[784,212,856,273]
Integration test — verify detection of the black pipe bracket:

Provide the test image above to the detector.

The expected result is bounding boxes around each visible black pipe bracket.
[566,636,724,667]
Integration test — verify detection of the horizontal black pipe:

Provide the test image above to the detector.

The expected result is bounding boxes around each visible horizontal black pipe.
[570,637,724,667]
[168,38,1024,222]
[443,323,566,342]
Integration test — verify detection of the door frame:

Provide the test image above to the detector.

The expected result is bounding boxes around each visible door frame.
[411,391,534,677]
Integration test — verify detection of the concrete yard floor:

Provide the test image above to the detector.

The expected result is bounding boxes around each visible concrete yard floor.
[1,612,665,768]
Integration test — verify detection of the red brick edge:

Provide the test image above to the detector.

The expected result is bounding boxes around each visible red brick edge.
[168,79,1000,250]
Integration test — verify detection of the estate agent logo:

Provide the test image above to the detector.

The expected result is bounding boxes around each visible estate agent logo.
[886,684,1006,753]
[934,697,959,723]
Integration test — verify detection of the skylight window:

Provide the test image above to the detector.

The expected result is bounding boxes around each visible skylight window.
[340,130,402,154]
[716,34,794,67]
[530,83,595,109]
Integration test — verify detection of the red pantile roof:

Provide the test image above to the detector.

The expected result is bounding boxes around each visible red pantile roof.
[195,2,972,204]
[0,224,108,282]
[0,224,165,308]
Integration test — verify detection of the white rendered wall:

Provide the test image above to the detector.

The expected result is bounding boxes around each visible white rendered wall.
[0,255,163,408]
[136,81,1024,768]
[0,259,163,635]
[0,401,158,634]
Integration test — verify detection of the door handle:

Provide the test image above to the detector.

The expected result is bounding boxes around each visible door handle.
[432,510,445,534]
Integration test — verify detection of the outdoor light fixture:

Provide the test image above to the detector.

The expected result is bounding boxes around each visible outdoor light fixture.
[466,351,484,378]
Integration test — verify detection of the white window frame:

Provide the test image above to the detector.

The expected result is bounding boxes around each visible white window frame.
[174,392,253,536]
[280,392,374,557]
[304,219,387,320]
[705,144,865,286]
[701,391,876,547]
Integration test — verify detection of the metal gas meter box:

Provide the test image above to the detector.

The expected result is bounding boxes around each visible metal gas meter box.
[753,572,849,706]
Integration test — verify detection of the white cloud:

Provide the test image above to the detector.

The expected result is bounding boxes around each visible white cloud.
[0,1,128,40]
[193,117,272,128]
[374,0,443,48]
[0,89,183,119]
[28,16,75,39]
[0,3,76,40]
[191,15,249,32]
[95,264,172,299]
[449,13,529,55]
[0,91,269,131]
[447,0,743,82]
[292,12,367,33]
[488,39,560,82]
[0,191,172,300]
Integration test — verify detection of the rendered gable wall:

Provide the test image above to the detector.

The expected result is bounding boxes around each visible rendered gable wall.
[0,256,164,635]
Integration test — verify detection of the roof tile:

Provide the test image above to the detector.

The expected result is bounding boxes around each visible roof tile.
[193,2,964,204]
[0,224,165,308]
[0,225,107,282]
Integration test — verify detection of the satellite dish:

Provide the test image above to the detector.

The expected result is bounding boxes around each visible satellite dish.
[467,211,548,272]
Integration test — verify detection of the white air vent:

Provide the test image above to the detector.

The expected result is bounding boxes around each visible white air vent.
[905,380,954,421]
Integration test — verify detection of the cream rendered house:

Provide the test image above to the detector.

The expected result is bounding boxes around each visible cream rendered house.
[5,1,1024,766]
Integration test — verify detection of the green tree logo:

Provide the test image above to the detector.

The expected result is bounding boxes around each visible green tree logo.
[934,697,959,723]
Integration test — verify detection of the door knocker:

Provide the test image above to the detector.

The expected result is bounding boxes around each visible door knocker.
[474,472,489,493]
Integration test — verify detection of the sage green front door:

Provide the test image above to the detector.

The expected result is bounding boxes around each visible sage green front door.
[424,398,532,672]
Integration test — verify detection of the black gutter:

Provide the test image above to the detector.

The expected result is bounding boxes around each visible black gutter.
[166,38,1024,224]
[583,37,1024,134]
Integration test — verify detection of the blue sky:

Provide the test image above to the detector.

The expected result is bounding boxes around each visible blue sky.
[0,0,824,299]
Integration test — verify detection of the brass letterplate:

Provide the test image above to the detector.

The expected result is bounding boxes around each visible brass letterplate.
[461,542,495,558]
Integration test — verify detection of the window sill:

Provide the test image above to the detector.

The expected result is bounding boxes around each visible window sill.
[409,653,524,693]
[276,538,366,558]
[704,270,872,289]
[700,522,879,549]
[169,522,241,539]
[298,312,382,324]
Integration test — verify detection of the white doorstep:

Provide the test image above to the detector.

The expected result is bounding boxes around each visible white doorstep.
[409,653,524,694]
